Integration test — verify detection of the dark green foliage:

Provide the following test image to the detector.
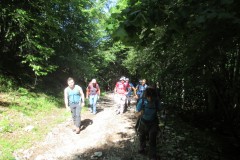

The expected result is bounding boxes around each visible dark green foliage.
[1,0,240,146]
[112,0,240,143]
[0,0,97,87]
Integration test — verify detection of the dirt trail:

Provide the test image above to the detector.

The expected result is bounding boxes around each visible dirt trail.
[14,93,144,160]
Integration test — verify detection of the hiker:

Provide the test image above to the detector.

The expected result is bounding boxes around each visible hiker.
[124,77,136,109]
[114,76,127,115]
[86,79,100,114]
[135,79,148,101]
[135,87,161,160]
[64,77,85,134]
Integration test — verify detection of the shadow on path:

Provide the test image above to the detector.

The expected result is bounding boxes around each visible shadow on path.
[80,119,93,131]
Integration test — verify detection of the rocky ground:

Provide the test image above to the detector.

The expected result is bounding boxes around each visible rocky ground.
[14,93,151,160]
[14,92,240,160]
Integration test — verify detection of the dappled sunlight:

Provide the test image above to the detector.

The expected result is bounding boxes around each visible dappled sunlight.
[9,93,240,160]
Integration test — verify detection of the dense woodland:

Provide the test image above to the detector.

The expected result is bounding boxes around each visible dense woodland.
[1,0,240,152]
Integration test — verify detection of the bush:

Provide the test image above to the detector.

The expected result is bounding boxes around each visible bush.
[0,75,16,92]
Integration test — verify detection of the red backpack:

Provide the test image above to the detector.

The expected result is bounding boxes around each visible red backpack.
[88,83,99,95]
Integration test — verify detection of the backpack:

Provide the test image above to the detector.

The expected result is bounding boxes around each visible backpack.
[124,82,131,91]
[67,85,81,104]
[88,83,99,95]
[136,84,147,97]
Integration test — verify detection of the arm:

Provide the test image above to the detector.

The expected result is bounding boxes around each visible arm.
[114,82,119,94]
[135,110,144,118]
[98,86,101,96]
[134,85,139,98]
[135,98,144,118]
[114,85,117,94]
[64,88,69,110]
[132,86,137,96]
[79,87,85,106]
[86,86,89,99]
[126,84,131,95]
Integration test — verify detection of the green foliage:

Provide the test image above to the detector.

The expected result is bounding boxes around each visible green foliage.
[105,0,129,35]
[110,0,240,140]
[0,139,16,160]
[0,3,58,77]
[0,0,98,86]
[89,40,139,89]
[9,91,62,115]
[0,117,12,133]
[122,47,138,74]
[17,87,29,95]
[0,87,67,159]
[20,40,57,76]
[0,75,16,91]
[1,0,240,145]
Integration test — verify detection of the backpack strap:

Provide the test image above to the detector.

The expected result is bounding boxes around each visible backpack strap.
[67,85,81,104]
[141,98,145,109]
[137,84,140,91]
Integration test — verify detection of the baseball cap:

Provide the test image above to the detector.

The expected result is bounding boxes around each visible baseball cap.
[91,79,97,83]
[120,76,125,81]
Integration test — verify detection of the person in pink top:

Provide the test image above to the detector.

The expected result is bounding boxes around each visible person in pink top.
[86,79,100,114]
[114,76,127,115]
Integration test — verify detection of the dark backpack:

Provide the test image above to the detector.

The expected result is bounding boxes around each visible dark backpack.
[136,84,147,97]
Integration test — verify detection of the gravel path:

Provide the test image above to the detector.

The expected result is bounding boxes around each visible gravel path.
[14,93,146,160]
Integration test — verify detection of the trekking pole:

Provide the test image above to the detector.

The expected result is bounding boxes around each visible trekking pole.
[131,117,140,155]
[158,102,167,144]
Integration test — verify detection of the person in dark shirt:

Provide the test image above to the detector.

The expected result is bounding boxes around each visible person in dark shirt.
[135,87,161,160]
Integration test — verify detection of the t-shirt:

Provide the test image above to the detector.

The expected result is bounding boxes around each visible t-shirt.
[136,98,161,121]
[115,82,126,94]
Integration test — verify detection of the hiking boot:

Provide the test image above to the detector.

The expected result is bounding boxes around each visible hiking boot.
[89,108,93,113]
[75,128,80,134]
